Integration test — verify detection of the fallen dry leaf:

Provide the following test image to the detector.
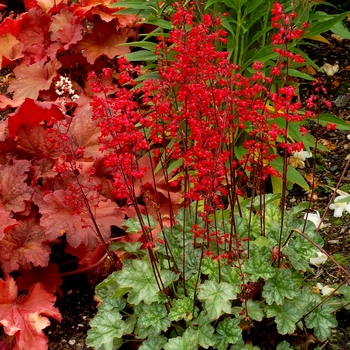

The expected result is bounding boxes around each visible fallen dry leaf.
[331,34,344,45]
[319,138,336,151]
[307,192,319,202]
[304,173,319,188]
[289,156,305,169]
[299,65,317,76]
[332,77,342,89]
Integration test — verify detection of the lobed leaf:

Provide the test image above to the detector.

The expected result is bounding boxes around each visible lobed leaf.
[86,311,124,350]
[305,304,338,341]
[115,259,177,305]
[215,317,242,350]
[0,275,61,350]
[136,303,171,339]
[0,159,33,212]
[262,269,300,305]
[197,280,237,320]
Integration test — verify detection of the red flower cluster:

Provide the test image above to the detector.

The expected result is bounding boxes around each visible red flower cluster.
[90,2,312,206]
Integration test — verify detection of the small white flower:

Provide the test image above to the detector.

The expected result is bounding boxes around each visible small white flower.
[71,94,80,101]
[316,283,335,296]
[304,211,324,229]
[310,251,327,267]
[293,150,312,161]
[329,195,350,217]
[290,150,312,169]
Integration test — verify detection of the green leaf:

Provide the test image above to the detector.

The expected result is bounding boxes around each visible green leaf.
[124,314,137,334]
[109,241,144,255]
[136,303,171,338]
[86,311,124,350]
[215,317,242,350]
[220,265,242,295]
[276,341,293,350]
[230,342,260,350]
[245,299,264,321]
[98,297,127,313]
[123,215,156,234]
[330,21,350,40]
[197,280,237,320]
[143,14,172,29]
[262,269,300,305]
[271,158,310,190]
[339,284,350,309]
[307,12,348,36]
[201,256,219,277]
[169,297,198,322]
[282,222,322,272]
[110,0,153,10]
[266,300,303,335]
[139,335,168,350]
[116,259,177,305]
[163,336,193,350]
[242,247,275,282]
[184,322,216,349]
[123,50,158,61]
[305,304,338,341]
[287,68,314,81]
[95,271,120,302]
[244,0,265,16]
[319,113,350,131]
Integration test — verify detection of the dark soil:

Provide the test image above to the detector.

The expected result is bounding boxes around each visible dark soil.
[46,274,96,350]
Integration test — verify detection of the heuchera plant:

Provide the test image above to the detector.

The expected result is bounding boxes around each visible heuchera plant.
[84,2,350,350]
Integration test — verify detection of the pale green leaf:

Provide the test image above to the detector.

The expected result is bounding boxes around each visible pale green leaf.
[221,265,242,295]
[266,300,303,335]
[319,113,350,131]
[169,297,198,322]
[136,303,171,339]
[242,247,275,282]
[116,259,177,305]
[184,322,216,349]
[163,336,193,350]
[139,335,167,350]
[98,297,126,313]
[95,271,120,302]
[245,299,264,321]
[215,318,242,350]
[262,269,300,305]
[305,304,338,341]
[123,215,156,234]
[86,312,124,350]
[276,341,293,350]
[124,314,137,334]
[197,280,237,320]
[230,343,260,350]
[109,241,144,255]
